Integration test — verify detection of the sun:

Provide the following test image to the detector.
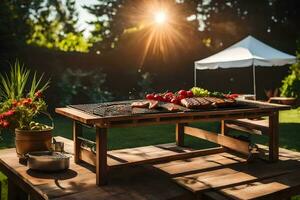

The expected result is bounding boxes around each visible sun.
[154,11,167,25]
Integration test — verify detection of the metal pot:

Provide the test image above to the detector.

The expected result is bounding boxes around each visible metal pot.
[27,151,71,172]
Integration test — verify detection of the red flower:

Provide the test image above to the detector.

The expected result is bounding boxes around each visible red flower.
[35,91,42,98]
[3,110,15,117]
[22,98,32,106]
[2,120,9,128]
[12,100,18,107]
[0,114,4,120]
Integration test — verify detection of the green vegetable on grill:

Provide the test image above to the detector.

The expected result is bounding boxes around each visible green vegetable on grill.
[190,87,210,97]
[210,91,225,98]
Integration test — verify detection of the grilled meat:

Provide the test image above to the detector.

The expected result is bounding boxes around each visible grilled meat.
[194,97,212,108]
[203,97,226,107]
[131,101,149,108]
[131,100,159,109]
[180,98,202,109]
[160,103,182,111]
[149,100,159,109]
[180,97,213,109]
[204,97,235,107]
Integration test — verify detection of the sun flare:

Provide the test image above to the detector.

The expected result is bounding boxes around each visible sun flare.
[122,0,190,67]
[154,11,167,25]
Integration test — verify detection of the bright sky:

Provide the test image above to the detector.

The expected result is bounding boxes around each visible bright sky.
[76,0,98,37]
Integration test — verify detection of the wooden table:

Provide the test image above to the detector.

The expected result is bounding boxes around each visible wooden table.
[56,99,290,186]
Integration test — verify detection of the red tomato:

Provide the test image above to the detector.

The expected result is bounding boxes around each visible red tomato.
[178,90,187,97]
[164,92,174,102]
[154,94,164,101]
[177,95,186,101]
[171,98,179,105]
[186,91,194,97]
[165,92,174,97]
[146,93,155,100]
[230,94,239,98]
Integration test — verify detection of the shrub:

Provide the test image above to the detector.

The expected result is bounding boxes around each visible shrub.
[57,68,113,105]
[280,58,300,98]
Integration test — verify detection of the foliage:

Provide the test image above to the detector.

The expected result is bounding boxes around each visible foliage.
[0,97,48,131]
[0,61,49,101]
[0,61,50,131]
[84,0,300,53]
[0,0,90,53]
[280,55,300,98]
[137,72,155,98]
[57,68,114,106]
[27,0,91,52]
[0,0,34,48]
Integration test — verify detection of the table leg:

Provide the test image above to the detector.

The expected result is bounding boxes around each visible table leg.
[269,111,279,162]
[221,120,229,136]
[73,121,83,164]
[8,179,27,200]
[176,123,185,147]
[96,127,108,186]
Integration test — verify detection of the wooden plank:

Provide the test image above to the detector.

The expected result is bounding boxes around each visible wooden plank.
[203,191,230,200]
[231,118,269,128]
[237,99,291,110]
[73,121,83,164]
[221,120,228,136]
[225,123,264,135]
[96,127,108,186]
[0,158,49,200]
[219,170,300,200]
[173,159,299,193]
[184,126,250,155]
[79,143,224,168]
[225,118,270,135]
[55,165,192,200]
[269,111,279,162]
[55,108,101,124]
[101,112,271,128]
[79,147,96,166]
[154,152,247,176]
[176,123,185,146]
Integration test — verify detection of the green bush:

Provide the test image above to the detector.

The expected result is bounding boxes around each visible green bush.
[280,56,300,98]
[57,68,114,105]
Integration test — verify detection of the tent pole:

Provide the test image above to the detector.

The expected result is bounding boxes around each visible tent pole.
[252,63,256,100]
[194,67,197,87]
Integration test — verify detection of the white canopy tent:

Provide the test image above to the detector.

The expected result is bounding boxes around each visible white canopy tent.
[194,35,296,98]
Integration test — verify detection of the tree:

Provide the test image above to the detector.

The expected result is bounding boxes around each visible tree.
[0,0,90,53]
[85,0,300,54]
[0,0,35,49]
[27,0,91,52]
[281,44,300,98]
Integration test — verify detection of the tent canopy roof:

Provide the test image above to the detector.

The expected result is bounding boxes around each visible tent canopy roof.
[195,35,296,70]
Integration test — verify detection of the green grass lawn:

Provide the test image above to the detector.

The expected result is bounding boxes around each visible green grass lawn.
[0,109,299,199]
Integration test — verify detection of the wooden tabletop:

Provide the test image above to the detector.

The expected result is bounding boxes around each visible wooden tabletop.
[55,99,290,127]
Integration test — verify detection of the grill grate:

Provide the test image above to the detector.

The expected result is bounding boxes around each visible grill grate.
[69,100,168,117]
[68,100,258,118]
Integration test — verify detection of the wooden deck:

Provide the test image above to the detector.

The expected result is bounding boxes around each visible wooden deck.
[1,137,300,200]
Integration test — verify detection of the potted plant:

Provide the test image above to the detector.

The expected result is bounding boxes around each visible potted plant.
[0,61,52,157]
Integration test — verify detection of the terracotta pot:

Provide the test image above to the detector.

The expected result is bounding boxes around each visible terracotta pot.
[15,128,53,157]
